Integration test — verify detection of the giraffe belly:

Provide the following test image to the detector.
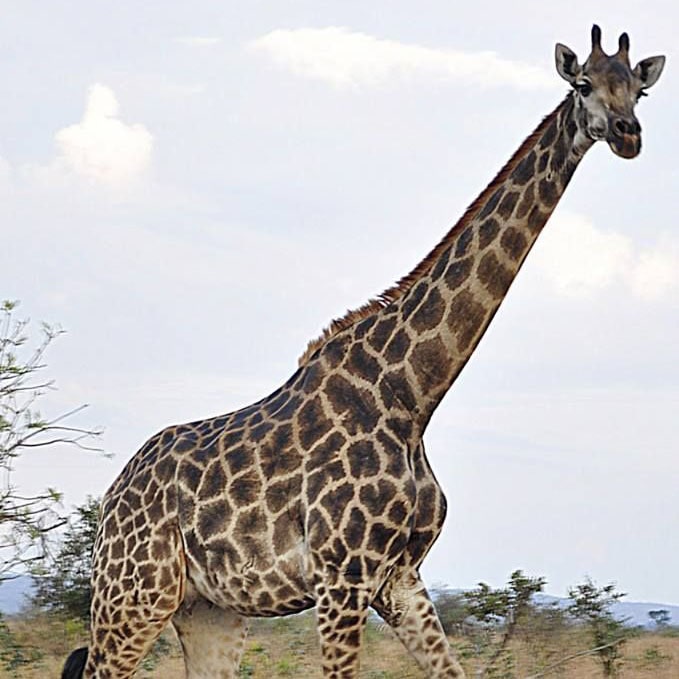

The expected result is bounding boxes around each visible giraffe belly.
[181,519,314,618]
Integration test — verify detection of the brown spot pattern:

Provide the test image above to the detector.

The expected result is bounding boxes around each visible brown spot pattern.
[447,290,487,353]
[410,288,446,333]
[479,218,500,248]
[497,191,520,220]
[410,336,448,394]
[444,257,473,291]
[478,251,514,299]
[515,183,534,219]
[500,227,528,262]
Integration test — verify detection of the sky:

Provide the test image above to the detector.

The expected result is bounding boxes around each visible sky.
[1,2,678,606]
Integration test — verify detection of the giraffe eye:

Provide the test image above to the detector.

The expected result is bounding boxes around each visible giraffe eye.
[575,82,592,97]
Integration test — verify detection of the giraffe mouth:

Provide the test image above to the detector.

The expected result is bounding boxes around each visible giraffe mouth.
[607,133,641,159]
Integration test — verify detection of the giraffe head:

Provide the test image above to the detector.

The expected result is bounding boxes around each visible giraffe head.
[555,24,665,158]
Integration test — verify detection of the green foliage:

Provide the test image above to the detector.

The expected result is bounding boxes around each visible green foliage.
[63,617,87,640]
[0,300,102,578]
[466,571,546,627]
[431,586,468,636]
[515,599,572,676]
[461,570,546,678]
[31,496,101,623]
[238,659,255,678]
[567,577,629,677]
[274,654,298,676]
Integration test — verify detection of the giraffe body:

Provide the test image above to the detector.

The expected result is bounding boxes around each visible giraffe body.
[63,26,664,679]
[86,374,451,678]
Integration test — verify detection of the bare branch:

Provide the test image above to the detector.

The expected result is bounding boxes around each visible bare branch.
[0,300,103,575]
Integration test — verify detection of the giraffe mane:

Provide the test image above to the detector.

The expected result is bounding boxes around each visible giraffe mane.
[298,96,569,367]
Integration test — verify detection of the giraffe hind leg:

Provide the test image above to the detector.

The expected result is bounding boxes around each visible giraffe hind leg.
[78,518,187,678]
[172,592,249,679]
[373,567,465,678]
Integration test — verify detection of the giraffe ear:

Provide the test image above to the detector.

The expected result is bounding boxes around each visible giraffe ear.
[633,55,666,89]
[555,43,580,84]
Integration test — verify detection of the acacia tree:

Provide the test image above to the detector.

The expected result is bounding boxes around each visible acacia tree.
[648,609,671,630]
[31,496,100,622]
[567,578,629,677]
[462,570,546,678]
[0,300,101,578]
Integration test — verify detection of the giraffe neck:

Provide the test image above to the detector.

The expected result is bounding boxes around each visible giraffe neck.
[352,94,592,437]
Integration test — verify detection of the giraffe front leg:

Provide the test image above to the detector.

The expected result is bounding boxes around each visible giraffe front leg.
[315,583,371,678]
[373,567,465,678]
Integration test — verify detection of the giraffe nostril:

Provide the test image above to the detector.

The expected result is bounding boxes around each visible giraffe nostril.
[613,118,640,137]
[613,119,627,136]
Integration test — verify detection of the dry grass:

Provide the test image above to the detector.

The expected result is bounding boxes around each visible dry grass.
[1,612,677,678]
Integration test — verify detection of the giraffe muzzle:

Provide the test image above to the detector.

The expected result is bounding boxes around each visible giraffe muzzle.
[607,116,642,158]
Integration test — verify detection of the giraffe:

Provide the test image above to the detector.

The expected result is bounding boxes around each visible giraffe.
[62,25,664,679]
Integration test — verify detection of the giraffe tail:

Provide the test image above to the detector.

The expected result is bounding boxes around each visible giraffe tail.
[61,647,88,678]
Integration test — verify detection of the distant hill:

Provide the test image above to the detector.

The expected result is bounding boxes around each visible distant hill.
[535,593,679,629]
[605,600,679,629]
[1,575,678,629]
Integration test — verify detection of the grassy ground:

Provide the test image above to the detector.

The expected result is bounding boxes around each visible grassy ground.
[2,612,677,678]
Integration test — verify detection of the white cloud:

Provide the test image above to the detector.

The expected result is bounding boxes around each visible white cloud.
[43,84,153,190]
[250,27,554,90]
[0,155,11,190]
[629,246,679,301]
[535,213,633,296]
[534,212,679,300]
[176,36,221,47]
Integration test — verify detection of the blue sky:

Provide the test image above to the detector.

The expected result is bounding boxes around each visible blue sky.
[1,2,678,605]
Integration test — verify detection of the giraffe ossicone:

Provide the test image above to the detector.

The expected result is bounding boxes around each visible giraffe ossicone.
[63,25,664,679]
